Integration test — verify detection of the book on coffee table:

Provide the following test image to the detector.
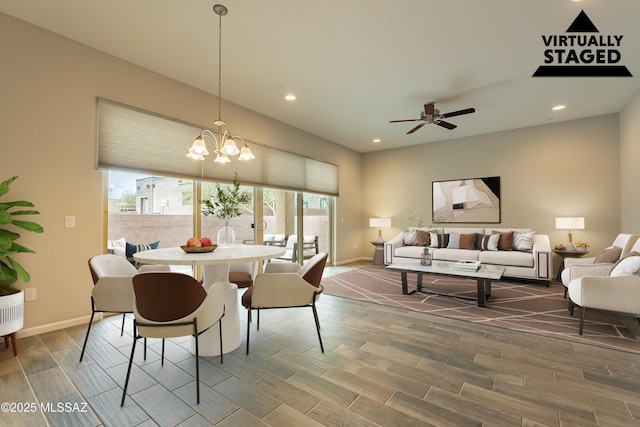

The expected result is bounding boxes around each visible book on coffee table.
[454,260,481,271]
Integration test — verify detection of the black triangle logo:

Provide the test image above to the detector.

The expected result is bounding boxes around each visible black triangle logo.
[566,10,599,33]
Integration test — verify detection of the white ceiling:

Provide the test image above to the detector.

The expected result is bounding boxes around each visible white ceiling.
[2,0,639,153]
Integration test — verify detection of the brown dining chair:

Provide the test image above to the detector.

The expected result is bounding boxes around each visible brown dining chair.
[121,272,225,406]
[242,252,327,355]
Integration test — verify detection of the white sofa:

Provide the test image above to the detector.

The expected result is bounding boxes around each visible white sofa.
[384,227,552,283]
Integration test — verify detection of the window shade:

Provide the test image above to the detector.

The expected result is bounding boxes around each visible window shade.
[96,98,339,195]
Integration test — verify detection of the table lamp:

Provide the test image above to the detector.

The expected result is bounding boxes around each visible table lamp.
[555,217,585,251]
[369,218,391,243]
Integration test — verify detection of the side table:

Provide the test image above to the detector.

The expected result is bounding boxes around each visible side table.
[552,249,589,281]
[370,241,385,265]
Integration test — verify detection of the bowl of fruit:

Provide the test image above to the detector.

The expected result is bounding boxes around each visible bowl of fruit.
[181,237,218,253]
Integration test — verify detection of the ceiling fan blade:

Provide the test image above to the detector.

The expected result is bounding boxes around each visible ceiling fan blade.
[407,122,426,134]
[436,120,457,130]
[423,102,435,116]
[389,119,420,123]
[441,108,475,118]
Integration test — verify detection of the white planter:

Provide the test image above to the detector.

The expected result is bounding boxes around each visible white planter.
[0,290,24,336]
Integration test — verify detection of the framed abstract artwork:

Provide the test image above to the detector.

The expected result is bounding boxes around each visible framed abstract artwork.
[432,176,501,223]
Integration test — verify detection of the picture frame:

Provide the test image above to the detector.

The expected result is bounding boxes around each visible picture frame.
[432,176,501,223]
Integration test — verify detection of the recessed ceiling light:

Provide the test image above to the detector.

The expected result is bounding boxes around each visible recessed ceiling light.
[285,94,296,101]
[372,138,381,143]
[552,105,566,111]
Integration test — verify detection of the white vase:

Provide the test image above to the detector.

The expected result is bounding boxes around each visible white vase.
[217,226,235,248]
[0,290,24,336]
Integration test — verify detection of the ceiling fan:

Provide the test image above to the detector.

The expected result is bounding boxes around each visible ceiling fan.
[390,102,476,134]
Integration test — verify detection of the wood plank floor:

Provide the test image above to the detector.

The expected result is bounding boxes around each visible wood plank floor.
[1,266,640,426]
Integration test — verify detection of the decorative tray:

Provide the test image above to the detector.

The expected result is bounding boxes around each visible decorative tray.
[180,245,217,253]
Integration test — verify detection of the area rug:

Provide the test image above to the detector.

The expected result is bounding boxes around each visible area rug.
[321,265,640,354]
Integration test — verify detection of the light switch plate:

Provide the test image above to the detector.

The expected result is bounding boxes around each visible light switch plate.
[65,216,76,228]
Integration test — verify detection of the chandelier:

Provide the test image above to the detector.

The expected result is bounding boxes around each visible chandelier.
[187,4,255,163]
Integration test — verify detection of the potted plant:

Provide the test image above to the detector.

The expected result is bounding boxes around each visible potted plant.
[201,170,250,247]
[0,176,44,342]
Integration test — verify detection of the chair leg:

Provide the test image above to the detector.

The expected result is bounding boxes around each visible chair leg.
[218,319,223,364]
[121,313,126,336]
[311,303,324,353]
[569,300,574,316]
[257,308,260,330]
[161,339,165,366]
[121,325,138,407]
[194,319,200,405]
[79,308,96,362]
[246,310,251,355]
[579,307,586,335]
[563,287,567,299]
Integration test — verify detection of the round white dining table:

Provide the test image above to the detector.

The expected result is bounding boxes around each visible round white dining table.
[133,244,285,356]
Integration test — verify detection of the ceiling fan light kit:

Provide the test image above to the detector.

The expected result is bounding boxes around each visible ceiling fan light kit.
[390,102,476,134]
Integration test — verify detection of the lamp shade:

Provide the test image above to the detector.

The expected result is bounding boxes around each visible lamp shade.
[555,217,585,230]
[369,218,391,228]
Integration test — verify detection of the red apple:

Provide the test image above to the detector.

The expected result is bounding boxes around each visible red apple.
[186,237,201,247]
[200,237,213,247]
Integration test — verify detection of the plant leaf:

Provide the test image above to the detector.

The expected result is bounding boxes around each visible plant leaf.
[9,210,40,216]
[0,260,17,286]
[0,200,36,210]
[0,211,11,225]
[0,176,18,198]
[7,257,30,283]
[11,220,44,233]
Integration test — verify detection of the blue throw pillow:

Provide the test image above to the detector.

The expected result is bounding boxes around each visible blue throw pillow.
[125,241,159,265]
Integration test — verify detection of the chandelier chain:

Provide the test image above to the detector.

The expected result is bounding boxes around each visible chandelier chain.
[217,10,223,123]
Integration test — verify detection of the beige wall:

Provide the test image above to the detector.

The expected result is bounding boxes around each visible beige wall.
[362,114,622,267]
[0,13,362,334]
[620,89,640,233]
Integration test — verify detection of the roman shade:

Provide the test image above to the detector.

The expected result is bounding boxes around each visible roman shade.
[96,98,339,196]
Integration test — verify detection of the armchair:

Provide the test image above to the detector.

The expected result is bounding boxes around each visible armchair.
[121,273,225,406]
[241,252,328,354]
[81,254,169,362]
[561,234,640,297]
[229,261,258,289]
[568,272,640,335]
[273,235,319,263]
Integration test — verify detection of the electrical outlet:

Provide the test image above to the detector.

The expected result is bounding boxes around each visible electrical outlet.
[353,243,358,249]
[65,215,76,228]
[24,287,37,301]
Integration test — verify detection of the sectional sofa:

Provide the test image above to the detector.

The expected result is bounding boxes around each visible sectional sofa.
[384,227,552,283]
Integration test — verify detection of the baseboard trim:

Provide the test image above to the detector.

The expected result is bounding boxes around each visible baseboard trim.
[333,256,371,266]
[17,314,97,339]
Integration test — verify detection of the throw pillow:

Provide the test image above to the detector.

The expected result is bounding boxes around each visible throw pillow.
[594,246,622,264]
[459,233,476,250]
[107,237,127,258]
[430,233,449,248]
[492,230,514,251]
[512,231,535,252]
[403,230,418,246]
[609,254,640,277]
[447,232,461,249]
[478,234,500,251]
[474,233,484,250]
[125,241,160,266]
[416,230,431,246]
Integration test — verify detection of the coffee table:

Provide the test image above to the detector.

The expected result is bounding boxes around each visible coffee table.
[386,261,506,307]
